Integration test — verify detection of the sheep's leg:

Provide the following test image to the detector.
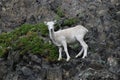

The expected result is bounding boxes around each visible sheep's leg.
[62,41,70,61]
[80,40,88,58]
[58,46,62,61]
[76,37,88,58]
[75,48,84,58]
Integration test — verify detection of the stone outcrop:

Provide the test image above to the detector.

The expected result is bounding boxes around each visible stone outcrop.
[0,0,120,80]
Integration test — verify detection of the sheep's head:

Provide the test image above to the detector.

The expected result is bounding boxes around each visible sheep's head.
[44,20,56,30]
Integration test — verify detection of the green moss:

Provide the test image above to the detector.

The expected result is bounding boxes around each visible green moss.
[63,18,78,26]
[35,23,48,36]
[54,18,79,31]
[0,23,58,61]
[56,7,64,17]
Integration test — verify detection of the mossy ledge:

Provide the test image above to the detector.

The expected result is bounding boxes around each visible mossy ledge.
[0,23,58,61]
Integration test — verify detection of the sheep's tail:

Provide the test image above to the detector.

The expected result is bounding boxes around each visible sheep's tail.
[77,25,88,33]
[84,28,88,36]
[85,28,88,33]
[79,25,88,33]
[82,25,88,33]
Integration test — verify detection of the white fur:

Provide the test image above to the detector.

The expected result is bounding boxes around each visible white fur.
[44,21,88,61]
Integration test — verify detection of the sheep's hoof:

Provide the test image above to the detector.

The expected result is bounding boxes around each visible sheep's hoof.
[75,55,79,58]
[58,58,62,61]
[66,57,70,61]
[82,56,87,58]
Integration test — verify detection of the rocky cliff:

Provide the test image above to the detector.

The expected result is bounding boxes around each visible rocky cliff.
[0,0,120,80]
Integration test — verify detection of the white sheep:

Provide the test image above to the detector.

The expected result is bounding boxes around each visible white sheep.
[44,20,88,61]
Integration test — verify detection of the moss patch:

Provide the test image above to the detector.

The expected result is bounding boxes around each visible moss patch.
[63,18,78,26]
[0,23,58,61]
[54,18,79,30]
[56,7,64,18]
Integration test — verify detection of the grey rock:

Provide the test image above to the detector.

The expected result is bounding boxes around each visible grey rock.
[30,54,42,64]
[116,11,120,21]
[0,0,120,80]
[107,56,120,74]
[78,68,118,80]
[47,67,62,80]
[111,0,119,5]
[0,61,7,80]
[98,10,108,16]
[21,66,33,76]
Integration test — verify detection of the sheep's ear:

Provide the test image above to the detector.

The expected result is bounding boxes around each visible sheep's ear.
[44,21,47,24]
[54,20,57,23]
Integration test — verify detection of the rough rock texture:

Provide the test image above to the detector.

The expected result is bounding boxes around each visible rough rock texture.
[0,0,120,80]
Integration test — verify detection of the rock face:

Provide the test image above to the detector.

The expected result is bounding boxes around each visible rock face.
[0,53,119,80]
[0,0,120,80]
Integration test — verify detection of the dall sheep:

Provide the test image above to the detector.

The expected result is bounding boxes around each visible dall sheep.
[44,20,88,61]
